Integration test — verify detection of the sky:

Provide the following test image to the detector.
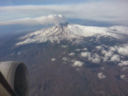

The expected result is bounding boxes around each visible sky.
[0,0,99,5]
[0,0,128,26]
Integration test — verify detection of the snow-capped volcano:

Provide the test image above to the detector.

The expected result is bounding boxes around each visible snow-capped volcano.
[16,15,127,46]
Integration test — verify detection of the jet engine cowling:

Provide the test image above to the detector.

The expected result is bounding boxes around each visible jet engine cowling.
[0,61,28,96]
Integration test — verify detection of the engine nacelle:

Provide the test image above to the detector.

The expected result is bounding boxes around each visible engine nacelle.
[0,61,28,96]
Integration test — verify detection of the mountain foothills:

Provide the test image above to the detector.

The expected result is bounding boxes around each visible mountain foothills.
[0,15,128,96]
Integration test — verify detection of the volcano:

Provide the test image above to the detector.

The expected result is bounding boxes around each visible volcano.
[16,15,121,46]
[0,15,128,96]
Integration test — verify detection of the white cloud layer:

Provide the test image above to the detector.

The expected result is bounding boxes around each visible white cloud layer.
[80,43,128,66]
[0,14,67,25]
[0,0,128,25]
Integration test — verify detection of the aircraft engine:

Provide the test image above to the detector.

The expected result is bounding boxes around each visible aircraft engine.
[0,61,28,96]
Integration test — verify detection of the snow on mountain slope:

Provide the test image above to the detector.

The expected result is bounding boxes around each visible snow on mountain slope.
[16,15,128,46]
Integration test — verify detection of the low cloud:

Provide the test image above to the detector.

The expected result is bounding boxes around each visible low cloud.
[80,52,91,58]
[117,45,128,56]
[91,54,101,63]
[51,58,56,62]
[69,52,75,56]
[120,74,126,80]
[62,57,68,61]
[80,43,128,65]
[72,60,84,67]
[97,72,106,79]
[80,51,101,63]
[110,54,120,62]
[101,49,113,58]
[118,61,128,67]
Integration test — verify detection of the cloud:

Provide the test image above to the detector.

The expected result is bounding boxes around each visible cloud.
[82,48,88,51]
[80,51,101,63]
[62,57,68,61]
[97,72,106,79]
[109,26,128,35]
[51,58,56,62]
[69,52,75,56]
[117,45,128,56]
[72,60,84,67]
[0,0,128,25]
[101,49,114,62]
[86,53,101,63]
[75,49,81,52]
[80,52,91,58]
[0,0,86,5]
[100,44,128,56]
[118,61,128,67]
[0,14,67,25]
[120,74,126,80]
[91,54,101,63]
[61,45,68,48]
[96,45,104,50]
[80,44,128,64]
[110,54,120,62]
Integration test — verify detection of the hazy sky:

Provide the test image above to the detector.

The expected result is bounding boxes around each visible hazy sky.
[0,0,102,5]
[0,0,127,25]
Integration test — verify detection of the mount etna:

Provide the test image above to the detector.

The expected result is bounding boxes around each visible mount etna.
[0,15,128,96]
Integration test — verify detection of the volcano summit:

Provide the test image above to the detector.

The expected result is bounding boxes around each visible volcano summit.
[16,15,127,46]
